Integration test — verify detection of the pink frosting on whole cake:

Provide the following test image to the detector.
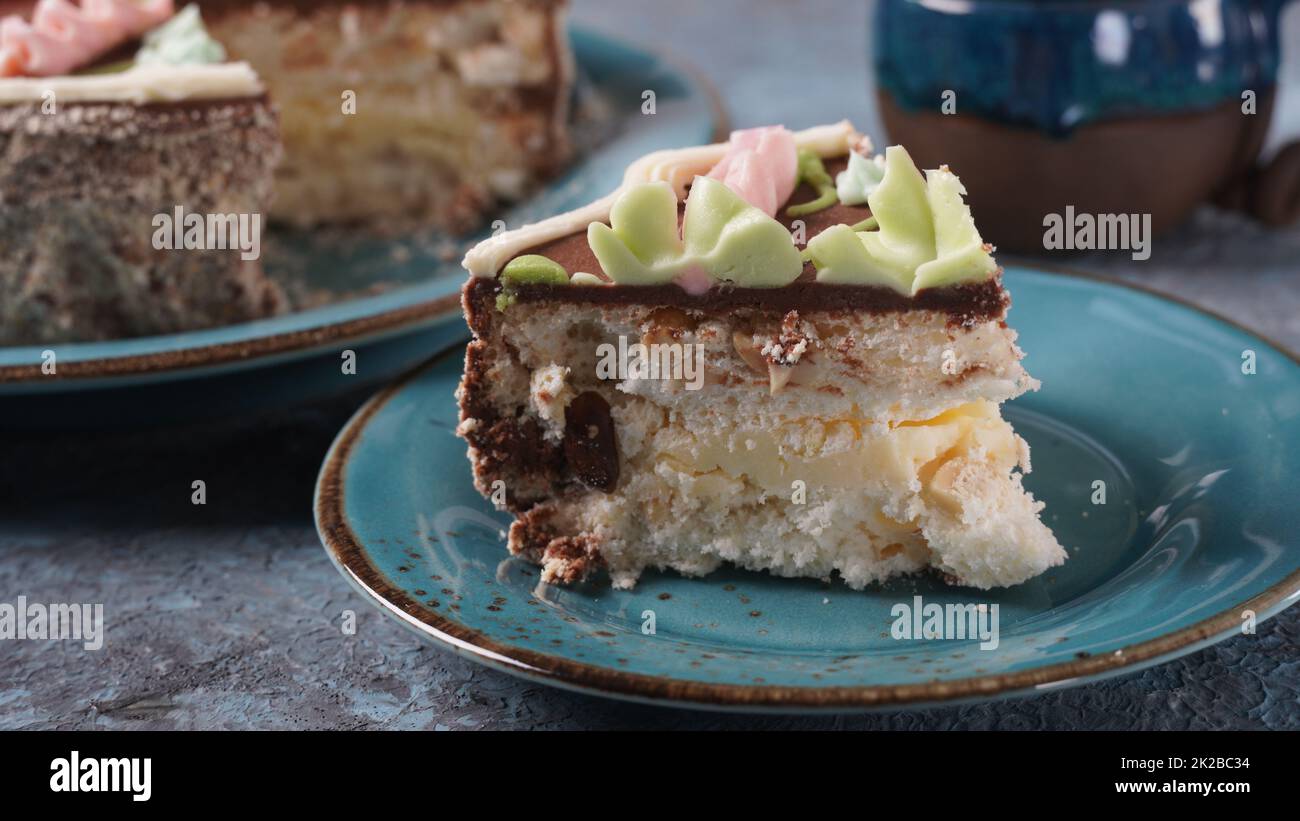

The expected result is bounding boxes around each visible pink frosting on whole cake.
[705,126,798,218]
[0,0,174,77]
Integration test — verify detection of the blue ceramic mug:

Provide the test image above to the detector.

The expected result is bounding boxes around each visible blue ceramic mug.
[874,0,1300,250]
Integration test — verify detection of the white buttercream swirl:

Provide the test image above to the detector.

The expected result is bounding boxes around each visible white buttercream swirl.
[0,61,262,103]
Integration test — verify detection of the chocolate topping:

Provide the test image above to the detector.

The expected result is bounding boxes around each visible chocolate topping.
[468,274,1008,326]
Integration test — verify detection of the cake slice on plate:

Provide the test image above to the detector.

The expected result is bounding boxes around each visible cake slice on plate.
[456,121,1066,591]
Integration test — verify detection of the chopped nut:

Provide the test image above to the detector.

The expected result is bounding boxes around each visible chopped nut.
[926,458,965,514]
[642,307,695,346]
[768,362,794,394]
[732,330,767,373]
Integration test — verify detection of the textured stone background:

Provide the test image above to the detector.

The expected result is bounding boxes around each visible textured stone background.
[1,0,1299,729]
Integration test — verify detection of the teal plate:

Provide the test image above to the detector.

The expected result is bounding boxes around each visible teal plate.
[315,267,1300,712]
[0,27,723,428]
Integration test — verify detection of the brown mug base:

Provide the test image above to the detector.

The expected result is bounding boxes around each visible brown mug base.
[877,90,1271,252]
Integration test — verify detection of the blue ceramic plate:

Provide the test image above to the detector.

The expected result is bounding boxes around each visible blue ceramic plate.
[0,28,724,428]
[315,267,1300,711]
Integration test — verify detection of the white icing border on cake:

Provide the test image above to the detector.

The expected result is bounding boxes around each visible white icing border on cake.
[0,62,262,104]
[464,120,865,278]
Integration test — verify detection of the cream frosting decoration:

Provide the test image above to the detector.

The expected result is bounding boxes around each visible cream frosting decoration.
[135,4,225,66]
[0,61,262,103]
[587,176,804,289]
[463,120,862,278]
[0,0,174,77]
[704,125,797,217]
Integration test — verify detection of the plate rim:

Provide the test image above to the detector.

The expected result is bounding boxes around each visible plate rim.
[314,266,1300,710]
[0,292,462,385]
[0,25,727,387]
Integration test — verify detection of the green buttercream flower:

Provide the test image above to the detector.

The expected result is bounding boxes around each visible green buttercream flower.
[135,5,227,67]
[588,177,803,289]
[495,254,569,310]
[501,254,569,286]
[806,146,995,294]
[586,182,684,285]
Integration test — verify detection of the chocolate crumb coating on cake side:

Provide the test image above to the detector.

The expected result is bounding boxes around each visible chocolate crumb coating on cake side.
[458,283,565,510]
[0,96,284,344]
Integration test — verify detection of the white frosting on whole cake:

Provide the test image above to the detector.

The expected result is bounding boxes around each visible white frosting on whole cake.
[0,61,262,104]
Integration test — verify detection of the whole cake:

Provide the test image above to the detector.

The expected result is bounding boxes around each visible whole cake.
[0,0,573,345]
[457,121,1067,590]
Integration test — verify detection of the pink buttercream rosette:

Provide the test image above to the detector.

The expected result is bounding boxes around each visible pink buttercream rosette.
[0,0,174,77]
[703,125,798,218]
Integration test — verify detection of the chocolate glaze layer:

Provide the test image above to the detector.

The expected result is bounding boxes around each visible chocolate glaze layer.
[469,274,1009,326]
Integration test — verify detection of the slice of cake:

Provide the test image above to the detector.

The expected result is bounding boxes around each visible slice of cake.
[456,121,1067,590]
[0,2,284,345]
